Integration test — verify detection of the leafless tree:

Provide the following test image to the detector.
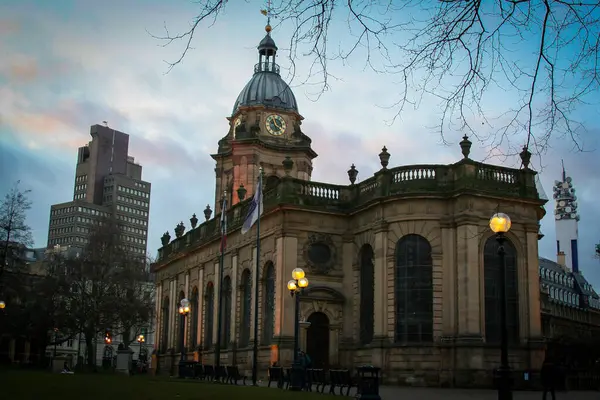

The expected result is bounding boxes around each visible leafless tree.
[0,181,33,268]
[48,218,154,365]
[151,0,600,158]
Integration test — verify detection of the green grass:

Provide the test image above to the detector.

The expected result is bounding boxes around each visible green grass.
[2,370,336,400]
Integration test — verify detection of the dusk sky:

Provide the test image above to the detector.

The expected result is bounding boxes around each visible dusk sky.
[1,1,599,286]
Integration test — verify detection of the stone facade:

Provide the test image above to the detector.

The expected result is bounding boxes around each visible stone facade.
[151,29,549,387]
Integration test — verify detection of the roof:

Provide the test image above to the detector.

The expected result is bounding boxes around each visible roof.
[539,256,599,310]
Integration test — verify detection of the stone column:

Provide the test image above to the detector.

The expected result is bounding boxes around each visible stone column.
[329,325,340,367]
[230,253,239,348]
[155,281,162,351]
[197,267,204,351]
[455,218,483,340]
[341,235,355,342]
[440,223,457,336]
[372,221,388,340]
[169,279,176,349]
[212,260,220,346]
[250,246,258,344]
[275,235,298,365]
[184,273,190,349]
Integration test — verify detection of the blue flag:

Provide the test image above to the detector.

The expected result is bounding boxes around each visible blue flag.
[241,176,263,235]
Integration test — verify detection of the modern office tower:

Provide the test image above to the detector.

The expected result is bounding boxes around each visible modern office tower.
[47,124,151,256]
[553,162,580,272]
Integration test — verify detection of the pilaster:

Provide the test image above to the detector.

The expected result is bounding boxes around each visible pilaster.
[197,268,204,348]
[212,260,220,346]
[525,230,542,338]
[373,221,389,340]
[456,223,483,339]
[275,236,298,337]
[341,236,354,341]
[441,227,456,336]
[230,254,239,346]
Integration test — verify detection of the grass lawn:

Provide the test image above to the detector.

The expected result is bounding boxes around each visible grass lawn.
[2,370,337,400]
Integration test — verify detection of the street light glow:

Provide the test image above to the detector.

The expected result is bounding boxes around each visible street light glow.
[489,212,512,234]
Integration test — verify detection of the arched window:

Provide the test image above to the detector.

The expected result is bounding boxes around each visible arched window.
[262,262,275,344]
[550,287,555,298]
[394,234,433,343]
[203,282,214,350]
[190,287,199,349]
[359,244,375,345]
[239,269,252,348]
[483,236,519,343]
[221,276,232,349]
[161,296,170,353]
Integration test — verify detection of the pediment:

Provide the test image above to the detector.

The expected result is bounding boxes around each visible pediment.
[302,285,345,304]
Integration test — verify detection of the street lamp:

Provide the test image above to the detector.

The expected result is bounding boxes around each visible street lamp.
[178,298,191,378]
[0,301,5,309]
[53,328,59,358]
[489,212,512,400]
[137,334,145,361]
[287,267,309,391]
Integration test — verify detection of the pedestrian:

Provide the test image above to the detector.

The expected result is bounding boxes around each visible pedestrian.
[541,356,557,400]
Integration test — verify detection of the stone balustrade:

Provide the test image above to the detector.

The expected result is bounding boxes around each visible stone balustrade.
[155,159,540,262]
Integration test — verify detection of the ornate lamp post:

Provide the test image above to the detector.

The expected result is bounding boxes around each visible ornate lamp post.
[489,212,513,400]
[137,334,145,360]
[177,298,191,378]
[0,301,5,310]
[287,267,309,391]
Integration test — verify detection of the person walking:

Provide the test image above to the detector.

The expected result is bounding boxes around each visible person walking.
[541,356,558,400]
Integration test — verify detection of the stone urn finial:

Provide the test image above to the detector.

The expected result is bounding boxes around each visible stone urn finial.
[174,222,185,238]
[347,164,358,184]
[160,231,171,246]
[379,146,390,169]
[520,145,532,169]
[237,184,247,201]
[460,135,472,159]
[282,156,294,175]
[190,213,198,229]
[203,204,212,221]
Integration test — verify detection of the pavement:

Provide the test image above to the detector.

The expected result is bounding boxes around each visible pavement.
[253,379,600,399]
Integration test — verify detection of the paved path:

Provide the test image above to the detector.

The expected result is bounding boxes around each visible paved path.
[254,380,599,399]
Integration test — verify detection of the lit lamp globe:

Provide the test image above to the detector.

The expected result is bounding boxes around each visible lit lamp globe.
[292,268,305,280]
[298,277,309,289]
[287,280,298,292]
[0,301,5,310]
[179,298,191,314]
[489,212,511,234]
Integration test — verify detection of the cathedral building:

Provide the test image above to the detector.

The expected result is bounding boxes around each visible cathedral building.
[151,26,548,386]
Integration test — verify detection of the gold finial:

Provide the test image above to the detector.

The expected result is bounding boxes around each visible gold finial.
[261,0,272,33]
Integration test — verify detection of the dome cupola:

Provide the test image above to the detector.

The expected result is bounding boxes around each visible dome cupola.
[231,26,298,116]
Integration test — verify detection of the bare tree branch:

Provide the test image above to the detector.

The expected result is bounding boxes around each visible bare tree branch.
[152,0,600,157]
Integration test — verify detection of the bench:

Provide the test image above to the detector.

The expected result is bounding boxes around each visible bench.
[329,369,355,396]
[178,360,197,379]
[201,364,216,381]
[215,365,228,383]
[268,367,285,388]
[307,368,327,393]
[226,365,247,385]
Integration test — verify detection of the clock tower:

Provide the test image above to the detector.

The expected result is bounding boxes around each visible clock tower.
[553,162,580,272]
[211,24,317,213]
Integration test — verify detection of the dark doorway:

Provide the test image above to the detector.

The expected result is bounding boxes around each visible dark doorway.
[306,312,330,369]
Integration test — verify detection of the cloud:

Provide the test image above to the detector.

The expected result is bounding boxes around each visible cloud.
[1,0,599,288]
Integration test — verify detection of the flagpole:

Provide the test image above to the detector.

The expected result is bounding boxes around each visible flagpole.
[251,167,263,386]
[215,191,227,372]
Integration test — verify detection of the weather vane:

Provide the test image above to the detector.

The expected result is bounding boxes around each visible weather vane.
[261,0,272,32]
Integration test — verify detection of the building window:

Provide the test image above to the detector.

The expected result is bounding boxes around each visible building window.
[394,234,434,343]
[190,287,199,349]
[484,236,519,343]
[359,244,374,345]
[262,262,275,345]
[203,283,214,350]
[221,276,232,349]
[239,269,252,348]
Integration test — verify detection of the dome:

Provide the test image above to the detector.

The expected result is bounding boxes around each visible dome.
[231,32,298,116]
[232,72,298,116]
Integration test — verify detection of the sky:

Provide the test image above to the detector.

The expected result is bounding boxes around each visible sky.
[1,1,599,287]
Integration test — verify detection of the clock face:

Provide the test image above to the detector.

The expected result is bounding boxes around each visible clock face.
[265,114,286,136]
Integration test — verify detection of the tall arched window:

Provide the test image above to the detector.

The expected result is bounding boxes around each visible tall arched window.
[394,234,433,343]
[262,262,275,344]
[359,244,375,345]
[239,269,252,348]
[484,236,519,343]
[203,282,214,350]
[221,276,232,349]
[161,296,170,353]
[190,287,199,349]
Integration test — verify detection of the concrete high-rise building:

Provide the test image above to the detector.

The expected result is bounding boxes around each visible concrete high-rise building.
[552,162,580,272]
[47,124,151,255]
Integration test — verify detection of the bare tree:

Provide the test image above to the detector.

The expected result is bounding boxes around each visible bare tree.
[48,218,154,365]
[152,1,600,157]
[0,181,33,268]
